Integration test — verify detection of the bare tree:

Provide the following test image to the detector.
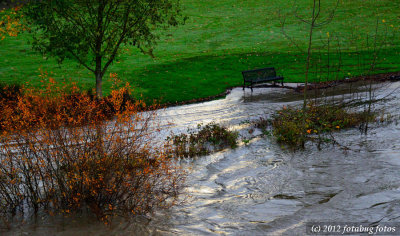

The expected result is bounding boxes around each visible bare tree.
[280,0,339,147]
[280,0,339,110]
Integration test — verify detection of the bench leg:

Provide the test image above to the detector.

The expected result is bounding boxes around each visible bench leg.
[251,82,253,92]
[281,80,284,86]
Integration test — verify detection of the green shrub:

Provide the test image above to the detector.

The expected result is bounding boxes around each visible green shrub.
[167,123,238,158]
[267,102,375,149]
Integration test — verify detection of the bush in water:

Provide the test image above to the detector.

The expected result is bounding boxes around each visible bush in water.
[0,74,185,225]
[167,122,238,158]
[268,102,375,149]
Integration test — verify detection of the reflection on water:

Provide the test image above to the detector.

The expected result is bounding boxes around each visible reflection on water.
[3,82,400,235]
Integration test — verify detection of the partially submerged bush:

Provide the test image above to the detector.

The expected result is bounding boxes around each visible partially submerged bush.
[0,76,185,225]
[253,117,272,136]
[167,123,238,158]
[267,102,374,149]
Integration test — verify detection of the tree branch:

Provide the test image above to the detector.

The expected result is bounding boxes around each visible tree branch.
[279,9,305,53]
[101,4,153,75]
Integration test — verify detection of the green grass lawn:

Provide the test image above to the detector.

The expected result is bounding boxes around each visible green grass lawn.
[1,0,400,104]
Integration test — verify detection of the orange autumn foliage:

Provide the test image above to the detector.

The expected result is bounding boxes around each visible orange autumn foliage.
[0,71,143,132]
[0,74,185,224]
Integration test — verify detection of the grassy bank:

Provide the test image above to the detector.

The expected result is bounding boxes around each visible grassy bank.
[0,0,399,104]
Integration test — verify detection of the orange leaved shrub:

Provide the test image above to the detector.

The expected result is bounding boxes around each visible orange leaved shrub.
[0,78,114,132]
[0,75,185,225]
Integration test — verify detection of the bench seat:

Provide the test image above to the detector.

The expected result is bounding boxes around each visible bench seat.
[242,67,284,92]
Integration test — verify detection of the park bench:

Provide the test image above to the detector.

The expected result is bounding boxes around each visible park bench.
[242,67,284,92]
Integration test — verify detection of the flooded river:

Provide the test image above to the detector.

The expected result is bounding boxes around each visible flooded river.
[4,81,400,235]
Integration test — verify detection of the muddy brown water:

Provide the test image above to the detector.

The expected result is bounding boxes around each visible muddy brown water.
[3,81,400,235]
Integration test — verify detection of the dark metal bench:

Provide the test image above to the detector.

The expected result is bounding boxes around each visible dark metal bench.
[242,67,284,92]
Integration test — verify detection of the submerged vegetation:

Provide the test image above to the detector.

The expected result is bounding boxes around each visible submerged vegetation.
[167,123,238,158]
[258,102,376,149]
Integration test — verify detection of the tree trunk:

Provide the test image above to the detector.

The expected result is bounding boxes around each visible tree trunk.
[95,70,103,98]
[301,0,318,148]
[95,2,104,99]
[95,56,104,157]
[303,0,317,111]
[95,55,103,98]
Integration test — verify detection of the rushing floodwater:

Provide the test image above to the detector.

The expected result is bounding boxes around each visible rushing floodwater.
[3,81,400,235]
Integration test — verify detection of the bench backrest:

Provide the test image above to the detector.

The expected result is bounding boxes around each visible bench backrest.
[242,67,276,81]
